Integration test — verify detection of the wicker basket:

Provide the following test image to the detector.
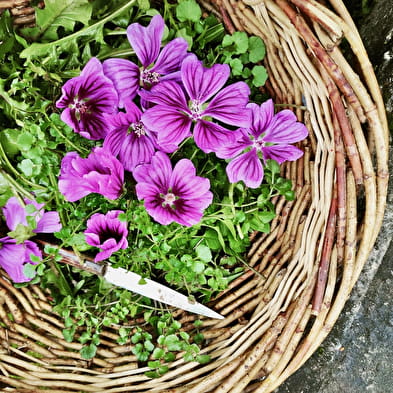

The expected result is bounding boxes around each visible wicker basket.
[0,0,389,392]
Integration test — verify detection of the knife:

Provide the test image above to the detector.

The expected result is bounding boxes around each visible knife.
[38,241,224,319]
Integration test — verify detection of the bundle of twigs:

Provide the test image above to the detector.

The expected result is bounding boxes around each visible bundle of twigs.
[0,0,36,26]
[0,0,389,392]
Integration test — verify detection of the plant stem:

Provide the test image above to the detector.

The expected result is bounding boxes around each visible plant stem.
[228,183,244,239]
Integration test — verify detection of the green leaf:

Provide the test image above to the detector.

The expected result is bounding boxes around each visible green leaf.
[265,159,280,174]
[231,32,248,54]
[144,340,155,352]
[35,0,93,41]
[18,159,34,177]
[176,28,193,50]
[248,36,266,62]
[192,261,205,274]
[80,343,97,359]
[196,354,211,364]
[17,132,35,151]
[148,360,161,369]
[195,244,212,262]
[152,347,165,359]
[0,129,20,157]
[229,58,243,76]
[62,327,76,342]
[20,1,136,59]
[251,65,268,87]
[7,223,34,243]
[258,211,276,223]
[23,263,37,279]
[176,0,202,22]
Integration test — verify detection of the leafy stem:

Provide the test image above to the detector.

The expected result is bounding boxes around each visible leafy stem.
[20,0,138,59]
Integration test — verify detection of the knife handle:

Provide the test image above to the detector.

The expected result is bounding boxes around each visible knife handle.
[36,240,106,276]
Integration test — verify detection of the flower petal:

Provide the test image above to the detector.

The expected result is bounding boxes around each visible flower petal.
[84,210,128,262]
[34,212,62,233]
[204,82,251,127]
[78,112,111,140]
[139,80,188,108]
[133,151,172,191]
[262,144,304,164]
[0,237,41,283]
[263,110,309,144]
[193,120,238,153]
[58,148,124,202]
[119,133,156,172]
[103,126,128,157]
[247,100,274,139]
[152,38,189,75]
[127,14,164,67]
[181,54,230,102]
[214,128,252,159]
[226,149,264,188]
[2,196,28,230]
[103,58,140,107]
[142,105,192,150]
[171,159,211,201]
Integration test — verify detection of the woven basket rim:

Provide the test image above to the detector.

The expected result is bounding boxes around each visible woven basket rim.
[0,0,390,392]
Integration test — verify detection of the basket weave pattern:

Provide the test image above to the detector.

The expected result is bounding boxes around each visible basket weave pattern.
[0,0,389,392]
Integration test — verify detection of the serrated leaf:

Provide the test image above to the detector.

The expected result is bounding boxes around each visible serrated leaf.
[36,0,93,41]
[20,0,136,59]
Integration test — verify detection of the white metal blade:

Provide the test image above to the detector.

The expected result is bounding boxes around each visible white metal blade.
[104,266,224,319]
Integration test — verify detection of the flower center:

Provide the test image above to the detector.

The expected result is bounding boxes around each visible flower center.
[253,138,265,151]
[98,227,123,244]
[141,69,160,86]
[189,99,203,121]
[70,97,89,114]
[129,121,146,137]
[161,191,178,208]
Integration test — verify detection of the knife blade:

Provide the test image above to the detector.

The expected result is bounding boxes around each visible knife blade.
[38,241,223,319]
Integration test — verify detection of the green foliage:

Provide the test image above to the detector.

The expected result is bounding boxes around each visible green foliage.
[32,0,93,41]
[220,31,267,89]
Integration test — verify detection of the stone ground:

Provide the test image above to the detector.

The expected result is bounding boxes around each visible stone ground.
[276,1,393,392]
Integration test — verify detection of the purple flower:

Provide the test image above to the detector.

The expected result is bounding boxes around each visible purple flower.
[140,54,251,153]
[56,57,118,140]
[133,151,213,227]
[84,210,128,262]
[3,196,62,234]
[103,15,189,107]
[216,99,308,188]
[58,147,124,202]
[0,237,41,283]
[103,100,175,172]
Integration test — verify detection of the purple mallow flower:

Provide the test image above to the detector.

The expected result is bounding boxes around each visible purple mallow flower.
[3,196,62,234]
[84,210,128,262]
[56,57,118,140]
[0,197,61,283]
[216,99,308,188]
[0,237,41,283]
[103,100,173,172]
[103,15,189,107]
[58,147,124,202]
[133,151,213,227]
[140,54,251,153]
